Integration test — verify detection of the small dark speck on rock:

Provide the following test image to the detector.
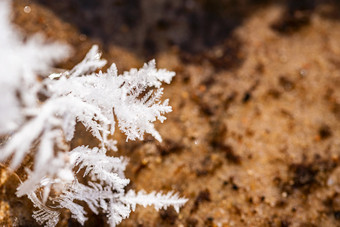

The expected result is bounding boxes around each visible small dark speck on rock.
[205,217,214,227]
[242,92,251,103]
[280,219,290,227]
[279,76,295,91]
[221,144,241,164]
[232,183,239,191]
[159,207,178,225]
[318,125,332,140]
[190,189,211,213]
[186,218,198,227]
[334,211,340,220]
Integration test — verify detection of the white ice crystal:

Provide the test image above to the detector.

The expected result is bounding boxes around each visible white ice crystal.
[0,1,186,226]
[0,0,69,135]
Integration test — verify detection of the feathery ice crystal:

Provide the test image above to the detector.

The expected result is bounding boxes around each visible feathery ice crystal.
[0,1,187,226]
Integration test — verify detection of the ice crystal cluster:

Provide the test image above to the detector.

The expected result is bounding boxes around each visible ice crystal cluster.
[0,1,187,226]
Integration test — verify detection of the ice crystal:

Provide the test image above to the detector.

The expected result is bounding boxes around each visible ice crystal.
[0,1,187,226]
[0,0,69,135]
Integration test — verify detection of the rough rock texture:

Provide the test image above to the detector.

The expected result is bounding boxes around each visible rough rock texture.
[3,0,340,226]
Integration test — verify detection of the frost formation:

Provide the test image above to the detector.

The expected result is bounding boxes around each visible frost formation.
[0,1,187,226]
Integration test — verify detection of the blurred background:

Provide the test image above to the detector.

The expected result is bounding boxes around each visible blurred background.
[31,0,339,57]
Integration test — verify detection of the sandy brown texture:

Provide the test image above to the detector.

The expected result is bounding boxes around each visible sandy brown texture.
[3,0,340,226]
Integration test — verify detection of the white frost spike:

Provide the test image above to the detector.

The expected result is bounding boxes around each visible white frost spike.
[16,152,74,197]
[124,190,188,213]
[69,45,107,78]
[28,192,60,226]
[114,60,175,142]
[70,146,130,192]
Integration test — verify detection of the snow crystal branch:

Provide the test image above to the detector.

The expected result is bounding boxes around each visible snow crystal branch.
[0,1,186,225]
